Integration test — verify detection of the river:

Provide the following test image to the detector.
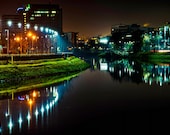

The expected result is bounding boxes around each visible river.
[0,57,170,135]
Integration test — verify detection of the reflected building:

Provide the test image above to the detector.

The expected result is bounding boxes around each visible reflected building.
[143,63,170,86]
[94,58,170,86]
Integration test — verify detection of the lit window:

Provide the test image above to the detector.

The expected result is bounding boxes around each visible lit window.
[52,11,56,13]
[51,14,55,17]
[35,14,41,17]
[34,11,49,14]
[30,17,34,20]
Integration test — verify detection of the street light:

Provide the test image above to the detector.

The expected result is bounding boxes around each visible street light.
[5,20,13,54]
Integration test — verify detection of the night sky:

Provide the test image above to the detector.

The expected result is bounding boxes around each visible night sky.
[0,0,170,37]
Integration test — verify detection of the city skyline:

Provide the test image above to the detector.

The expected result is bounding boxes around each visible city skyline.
[0,0,170,37]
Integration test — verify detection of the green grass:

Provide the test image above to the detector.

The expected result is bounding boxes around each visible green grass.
[0,56,90,96]
[129,52,170,64]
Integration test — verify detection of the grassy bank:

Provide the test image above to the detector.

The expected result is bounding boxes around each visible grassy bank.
[130,52,170,64]
[0,56,90,96]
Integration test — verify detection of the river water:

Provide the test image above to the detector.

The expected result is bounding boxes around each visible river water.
[1,58,170,135]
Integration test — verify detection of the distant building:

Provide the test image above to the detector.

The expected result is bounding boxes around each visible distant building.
[110,23,154,44]
[1,3,63,54]
[64,32,78,48]
[17,3,63,34]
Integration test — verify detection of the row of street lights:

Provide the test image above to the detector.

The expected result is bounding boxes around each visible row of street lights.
[4,20,59,54]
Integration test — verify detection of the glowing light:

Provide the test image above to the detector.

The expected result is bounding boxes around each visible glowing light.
[34,25,38,31]
[18,23,22,28]
[52,100,55,105]
[17,7,24,11]
[54,31,58,36]
[25,4,31,11]
[46,103,50,116]
[7,20,12,27]
[27,113,31,120]
[100,63,108,71]
[40,27,44,32]
[46,104,49,110]
[143,23,150,27]
[41,106,45,113]
[18,96,25,101]
[18,117,23,124]
[50,101,54,107]
[26,23,30,29]
[33,91,37,97]
[35,109,39,116]
[28,99,33,105]
[99,37,108,44]
[45,28,49,33]
[119,70,122,77]
[8,118,13,131]
[5,112,9,117]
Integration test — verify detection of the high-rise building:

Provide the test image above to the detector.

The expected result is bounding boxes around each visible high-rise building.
[17,3,63,34]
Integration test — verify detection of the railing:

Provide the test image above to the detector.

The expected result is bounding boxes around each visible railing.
[0,52,74,64]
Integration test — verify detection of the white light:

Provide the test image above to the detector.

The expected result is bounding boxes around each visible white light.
[46,104,49,110]
[18,23,22,28]
[50,102,52,108]
[5,112,9,117]
[34,25,38,31]
[99,38,108,44]
[26,23,30,29]
[7,21,12,27]
[35,109,39,116]
[27,113,31,120]
[18,117,23,124]
[8,119,13,130]
[45,28,49,33]
[54,31,58,36]
[40,27,44,32]
[41,106,45,113]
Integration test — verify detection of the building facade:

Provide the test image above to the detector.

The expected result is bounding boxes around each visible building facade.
[1,3,63,54]
[17,3,63,35]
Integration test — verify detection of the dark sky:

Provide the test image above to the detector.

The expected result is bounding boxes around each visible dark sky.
[0,0,170,37]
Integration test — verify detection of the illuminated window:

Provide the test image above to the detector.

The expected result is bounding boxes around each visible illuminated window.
[51,14,55,17]
[35,14,41,17]
[34,11,49,14]
[52,11,56,13]
[30,17,34,20]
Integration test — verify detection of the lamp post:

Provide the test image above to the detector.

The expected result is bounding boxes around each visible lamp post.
[5,29,9,54]
[6,20,12,54]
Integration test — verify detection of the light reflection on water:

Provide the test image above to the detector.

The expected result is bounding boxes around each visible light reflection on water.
[0,82,68,135]
[1,58,170,134]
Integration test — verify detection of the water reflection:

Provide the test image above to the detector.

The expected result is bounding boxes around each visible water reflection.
[92,58,170,86]
[1,58,170,134]
[0,81,69,135]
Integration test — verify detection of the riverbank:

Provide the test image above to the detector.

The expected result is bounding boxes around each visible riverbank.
[0,56,90,97]
[128,52,170,64]
[99,51,170,64]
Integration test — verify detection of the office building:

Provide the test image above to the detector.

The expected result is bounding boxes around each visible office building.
[17,3,63,34]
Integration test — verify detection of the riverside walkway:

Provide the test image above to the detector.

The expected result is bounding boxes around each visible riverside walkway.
[0,52,73,61]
